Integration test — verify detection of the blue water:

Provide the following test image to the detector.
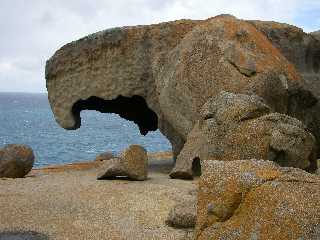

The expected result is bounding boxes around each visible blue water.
[0,93,171,167]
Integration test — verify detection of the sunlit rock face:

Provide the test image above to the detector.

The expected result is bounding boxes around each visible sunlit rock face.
[196,160,320,240]
[46,15,319,178]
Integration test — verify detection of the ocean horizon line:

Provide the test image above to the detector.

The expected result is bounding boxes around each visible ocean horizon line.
[0,91,48,95]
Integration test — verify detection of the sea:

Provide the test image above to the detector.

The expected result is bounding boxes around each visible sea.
[0,92,171,167]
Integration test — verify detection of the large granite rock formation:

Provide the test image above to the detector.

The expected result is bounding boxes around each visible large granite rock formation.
[195,160,320,240]
[46,15,318,178]
[0,144,35,178]
[170,91,317,179]
[249,22,320,153]
[249,21,320,83]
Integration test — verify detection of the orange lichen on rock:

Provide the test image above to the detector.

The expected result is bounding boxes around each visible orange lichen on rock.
[196,160,320,240]
[46,15,318,180]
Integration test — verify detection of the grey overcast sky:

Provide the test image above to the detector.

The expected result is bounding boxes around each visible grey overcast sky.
[0,0,319,93]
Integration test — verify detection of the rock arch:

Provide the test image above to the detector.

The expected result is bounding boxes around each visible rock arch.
[46,15,319,179]
[72,95,158,135]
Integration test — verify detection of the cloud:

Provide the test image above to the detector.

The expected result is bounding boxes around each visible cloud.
[0,0,319,92]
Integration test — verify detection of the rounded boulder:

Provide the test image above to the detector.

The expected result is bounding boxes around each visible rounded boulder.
[120,145,148,180]
[0,144,35,178]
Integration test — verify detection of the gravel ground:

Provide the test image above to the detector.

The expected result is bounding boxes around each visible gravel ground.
[0,154,197,240]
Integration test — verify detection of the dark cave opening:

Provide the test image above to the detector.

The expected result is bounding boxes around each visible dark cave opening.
[72,95,158,135]
[192,157,202,177]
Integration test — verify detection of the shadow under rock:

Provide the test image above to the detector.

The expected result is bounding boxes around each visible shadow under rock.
[0,231,49,240]
[148,159,175,174]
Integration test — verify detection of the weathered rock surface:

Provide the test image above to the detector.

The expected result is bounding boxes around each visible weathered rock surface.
[249,21,320,79]
[166,197,197,229]
[170,91,317,179]
[196,159,320,240]
[95,151,114,161]
[97,145,148,180]
[249,21,320,156]
[46,15,317,178]
[311,30,320,41]
[0,144,35,178]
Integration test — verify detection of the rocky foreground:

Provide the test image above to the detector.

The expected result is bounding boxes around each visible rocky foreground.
[1,151,319,240]
[0,152,197,240]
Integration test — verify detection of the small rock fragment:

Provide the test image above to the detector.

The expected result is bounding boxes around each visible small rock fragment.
[95,151,114,161]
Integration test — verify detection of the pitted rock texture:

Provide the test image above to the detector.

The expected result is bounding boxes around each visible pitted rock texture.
[249,21,320,155]
[97,145,148,180]
[249,21,320,78]
[0,144,35,178]
[195,159,320,240]
[46,15,317,178]
[166,197,197,229]
[170,91,317,179]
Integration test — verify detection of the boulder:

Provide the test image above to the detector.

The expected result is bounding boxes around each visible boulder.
[249,21,320,156]
[170,91,317,179]
[0,144,35,178]
[166,198,197,229]
[97,158,125,179]
[97,145,148,180]
[195,159,320,240]
[46,15,316,179]
[95,151,114,161]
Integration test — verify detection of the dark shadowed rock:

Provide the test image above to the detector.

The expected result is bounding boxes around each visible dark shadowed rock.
[311,30,320,41]
[97,145,148,180]
[196,159,320,240]
[0,144,35,178]
[0,231,48,240]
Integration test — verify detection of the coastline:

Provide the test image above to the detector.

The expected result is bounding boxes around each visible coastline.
[30,151,173,173]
